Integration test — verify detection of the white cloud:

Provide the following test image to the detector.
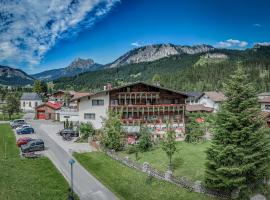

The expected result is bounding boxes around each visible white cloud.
[255,42,270,46]
[131,42,142,47]
[0,0,120,69]
[253,23,262,27]
[216,39,248,49]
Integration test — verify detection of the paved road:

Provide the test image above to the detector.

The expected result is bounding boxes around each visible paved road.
[24,114,118,200]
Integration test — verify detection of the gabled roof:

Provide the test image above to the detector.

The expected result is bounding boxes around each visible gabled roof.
[258,97,270,103]
[21,93,42,101]
[258,92,270,97]
[186,104,214,112]
[186,92,204,101]
[203,91,226,102]
[70,92,91,102]
[36,102,62,110]
[76,81,188,100]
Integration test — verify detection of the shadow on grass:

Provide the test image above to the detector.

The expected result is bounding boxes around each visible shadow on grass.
[172,156,183,171]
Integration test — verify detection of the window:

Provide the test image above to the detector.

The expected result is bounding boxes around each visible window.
[29,101,32,107]
[23,101,25,107]
[92,99,104,106]
[265,105,270,110]
[35,102,38,107]
[84,113,95,120]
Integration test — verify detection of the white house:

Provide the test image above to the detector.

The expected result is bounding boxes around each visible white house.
[198,91,226,112]
[20,92,42,112]
[77,92,109,129]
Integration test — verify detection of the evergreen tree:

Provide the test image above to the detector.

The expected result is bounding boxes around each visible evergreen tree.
[5,93,20,119]
[205,66,270,197]
[101,111,124,151]
[33,80,42,94]
[138,126,152,152]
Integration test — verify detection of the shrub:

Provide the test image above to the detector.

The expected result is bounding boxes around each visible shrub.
[138,127,152,152]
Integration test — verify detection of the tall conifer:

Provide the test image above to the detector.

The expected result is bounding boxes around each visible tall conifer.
[205,66,270,197]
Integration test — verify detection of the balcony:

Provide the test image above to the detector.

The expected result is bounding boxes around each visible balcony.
[116,92,160,99]
[109,104,185,114]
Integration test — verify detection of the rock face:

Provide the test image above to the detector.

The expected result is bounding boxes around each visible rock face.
[32,58,103,81]
[106,44,214,68]
[0,65,34,85]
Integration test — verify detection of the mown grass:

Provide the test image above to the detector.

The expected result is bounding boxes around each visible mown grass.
[74,151,214,200]
[120,141,210,181]
[0,124,73,200]
[0,113,23,121]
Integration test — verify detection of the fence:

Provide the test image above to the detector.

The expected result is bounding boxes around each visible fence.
[104,149,234,199]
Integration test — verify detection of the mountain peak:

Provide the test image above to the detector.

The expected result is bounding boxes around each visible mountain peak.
[67,58,95,70]
[106,43,215,68]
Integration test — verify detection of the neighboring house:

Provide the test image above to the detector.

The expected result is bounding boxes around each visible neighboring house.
[186,104,214,113]
[185,92,204,105]
[35,102,62,120]
[198,91,226,112]
[20,92,42,112]
[258,97,270,112]
[75,82,188,139]
[258,92,270,100]
[55,108,79,122]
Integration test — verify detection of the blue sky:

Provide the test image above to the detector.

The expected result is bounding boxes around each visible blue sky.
[0,0,270,73]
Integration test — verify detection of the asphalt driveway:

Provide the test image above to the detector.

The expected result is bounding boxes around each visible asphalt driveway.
[24,114,118,200]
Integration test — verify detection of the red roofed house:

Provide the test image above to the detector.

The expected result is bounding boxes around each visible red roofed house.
[35,102,62,120]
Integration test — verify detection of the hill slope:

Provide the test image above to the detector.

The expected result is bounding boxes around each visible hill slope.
[106,44,214,68]
[0,65,34,86]
[54,45,270,92]
[32,58,103,81]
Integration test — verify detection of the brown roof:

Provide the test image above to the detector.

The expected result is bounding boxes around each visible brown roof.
[74,81,188,100]
[204,91,227,102]
[186,104,214,112]
[258,97,270,103]
[70,92,91,102]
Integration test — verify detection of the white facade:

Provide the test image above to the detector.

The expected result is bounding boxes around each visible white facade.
[56,108,79,122]
[20,100,42,112]
[260,103,270,112]
[198,96,220,112]
[78,93,109,129]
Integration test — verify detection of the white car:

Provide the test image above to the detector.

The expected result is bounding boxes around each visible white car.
[15,124,31,131]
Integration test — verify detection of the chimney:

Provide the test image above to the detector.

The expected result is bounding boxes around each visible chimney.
[107,83,112,90]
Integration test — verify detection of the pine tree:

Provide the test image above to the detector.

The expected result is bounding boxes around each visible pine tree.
[205,66,270,197]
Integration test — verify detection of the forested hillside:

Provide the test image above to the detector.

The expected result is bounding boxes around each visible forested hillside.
[54,45,270,92]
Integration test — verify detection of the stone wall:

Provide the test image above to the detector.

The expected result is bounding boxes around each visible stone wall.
[104,149,234,199]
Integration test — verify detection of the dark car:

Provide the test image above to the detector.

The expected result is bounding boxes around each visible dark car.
[16,137,33,147]
[21,139,45,153]
[58,129,79,137]
[11,120,27,129]
[17,127,35,135]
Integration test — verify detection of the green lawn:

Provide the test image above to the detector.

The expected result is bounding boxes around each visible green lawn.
[74,152,214,200]
[0,124,74,200]
[0,113,23,121]
[120,141,210,181]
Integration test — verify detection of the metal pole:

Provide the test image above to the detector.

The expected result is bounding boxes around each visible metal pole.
[71,163,73,199]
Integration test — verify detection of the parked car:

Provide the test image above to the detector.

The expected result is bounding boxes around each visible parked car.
[11,119,26,129]
[16,127,35,135]
[15,124,31,131]
[16,137,33,147]
[21,139,45,153]
[58,129,79,137]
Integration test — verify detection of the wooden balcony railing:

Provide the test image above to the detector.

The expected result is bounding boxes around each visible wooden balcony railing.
[109,104,185,114]
[115,92,160,99]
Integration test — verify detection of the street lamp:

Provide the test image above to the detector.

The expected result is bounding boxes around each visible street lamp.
[68,158,75,200]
